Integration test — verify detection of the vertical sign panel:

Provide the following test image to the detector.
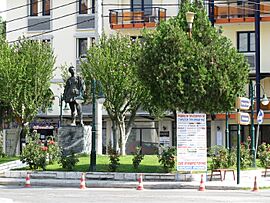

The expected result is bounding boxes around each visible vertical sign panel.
[177,113,207,171]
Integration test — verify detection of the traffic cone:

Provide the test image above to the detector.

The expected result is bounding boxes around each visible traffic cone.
[252,176,259,192]
[25,173,31,188]
[198,174,205,191]
[80,173,87,189]
[136,174,144,190]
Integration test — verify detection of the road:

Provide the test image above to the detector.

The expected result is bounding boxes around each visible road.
[0,186,270,203]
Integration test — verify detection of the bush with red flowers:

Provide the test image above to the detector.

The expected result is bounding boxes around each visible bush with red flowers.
[20,132,60,170]
[258,142,270,168]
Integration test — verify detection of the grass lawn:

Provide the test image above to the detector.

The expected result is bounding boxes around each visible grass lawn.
[46,155,167,173]
[13,155,265,173]
[0,156,19,164]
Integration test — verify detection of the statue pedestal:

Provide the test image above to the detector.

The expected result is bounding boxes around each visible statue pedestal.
[57,126,91,155]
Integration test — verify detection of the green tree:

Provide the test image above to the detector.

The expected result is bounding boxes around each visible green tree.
[0,38,55,138]
[81,35,146,155]
[138,1,249,114]
[0,17,6,39]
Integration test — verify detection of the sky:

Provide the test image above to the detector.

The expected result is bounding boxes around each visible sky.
[0,0,6,20]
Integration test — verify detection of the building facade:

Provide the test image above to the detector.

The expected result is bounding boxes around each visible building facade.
[5,0,270,155]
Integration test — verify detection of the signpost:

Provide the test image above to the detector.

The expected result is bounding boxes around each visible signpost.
[176,113,207,172]
[255,109,264,158]
[235,96,251,184]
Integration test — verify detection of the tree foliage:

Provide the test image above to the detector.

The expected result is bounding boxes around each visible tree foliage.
[138,1,249,114]
[0,38,55,125]
[0,17,5,39]
[81,34,147,155]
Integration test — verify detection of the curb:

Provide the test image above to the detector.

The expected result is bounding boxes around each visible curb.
[0,198,13,203]
[0,178,244,190]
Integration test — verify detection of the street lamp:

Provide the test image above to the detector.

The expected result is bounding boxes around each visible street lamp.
[249,81,269,167]
[89,79,105,172]
[186,11,195,38]
[48,94,70,127]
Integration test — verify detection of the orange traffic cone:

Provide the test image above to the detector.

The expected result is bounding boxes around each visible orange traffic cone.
[136,174,144,190]
[25,173,31,188]
[80,173,87,189]
[252,176,259,192]
[198,174,205,191]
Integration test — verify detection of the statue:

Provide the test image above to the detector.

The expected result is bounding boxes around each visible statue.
[63,66,85,126]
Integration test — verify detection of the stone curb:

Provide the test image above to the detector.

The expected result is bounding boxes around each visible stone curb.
[0,198,13,203]
[0,178,243,190]
[0,161,27,172]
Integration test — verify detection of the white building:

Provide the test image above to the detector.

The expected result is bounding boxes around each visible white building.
[5,0,179,155]
[7,0,269,155]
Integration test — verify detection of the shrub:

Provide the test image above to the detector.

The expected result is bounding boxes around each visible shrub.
[46,136,61,164]
[20,131,60,170]
[257,142,270,168]
[0,131,6,158]
[209,145,236,169]
[58,151,79,170]
[240,140,252,169]
[157,146,176,173]
[132,147,144,169]
[107,145,120,172]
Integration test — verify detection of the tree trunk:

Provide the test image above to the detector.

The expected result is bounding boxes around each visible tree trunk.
[112,120,117,151]
[119,119,126,155]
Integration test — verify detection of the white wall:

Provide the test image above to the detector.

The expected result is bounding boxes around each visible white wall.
[220,22,270,74]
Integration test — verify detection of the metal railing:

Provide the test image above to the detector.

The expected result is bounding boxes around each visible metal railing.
[109,7,167,27]
[212,0,270,20]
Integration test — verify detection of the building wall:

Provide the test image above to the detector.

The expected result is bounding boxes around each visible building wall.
[220,22,270,73]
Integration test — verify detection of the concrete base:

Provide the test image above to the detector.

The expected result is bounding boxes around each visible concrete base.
[57,126,91,155]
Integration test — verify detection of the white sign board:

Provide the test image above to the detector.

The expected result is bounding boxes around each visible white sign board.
[235,97,251,110]
[236,112,250,125]
[257,109,264,125]
[176,113,207,171]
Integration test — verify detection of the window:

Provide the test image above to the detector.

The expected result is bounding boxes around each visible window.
[79,0,95,14]
[237,31,255,52]
[43,0,50,16]
[78,38,88,58]
[76,37,95,58]
[30,0,38,16]
[131,0,152,11]
[30,0,50,16]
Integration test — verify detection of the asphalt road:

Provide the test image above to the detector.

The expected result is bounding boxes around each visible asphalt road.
[0,186,270,203]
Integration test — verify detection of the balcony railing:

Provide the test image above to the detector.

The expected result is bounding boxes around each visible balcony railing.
[213,1,270,23]
[109,7,166,29]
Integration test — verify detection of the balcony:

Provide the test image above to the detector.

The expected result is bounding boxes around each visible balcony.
[213,1,270,24]
[109,7,166,29]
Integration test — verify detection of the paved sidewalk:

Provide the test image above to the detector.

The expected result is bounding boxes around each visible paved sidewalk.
[1,161,270,190]
[1,171,270,190]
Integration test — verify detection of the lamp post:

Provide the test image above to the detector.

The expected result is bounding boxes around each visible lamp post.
[89,80,105,172]
[186,11,195,38]
[249,81,269,167]
[90,79,97,172]
[48,94,70,127]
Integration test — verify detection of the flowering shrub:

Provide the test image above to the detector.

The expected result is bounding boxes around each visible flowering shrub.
[240,139,252,169]
[157,146,176,173]
[209,145,236,169]
[46,137,61,164]
[20,132,60,170]
[257,142,270,168]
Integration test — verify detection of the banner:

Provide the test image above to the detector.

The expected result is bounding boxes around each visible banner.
[176,113,207,171]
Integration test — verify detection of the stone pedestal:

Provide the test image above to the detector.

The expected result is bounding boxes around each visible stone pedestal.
[57,126,91,155]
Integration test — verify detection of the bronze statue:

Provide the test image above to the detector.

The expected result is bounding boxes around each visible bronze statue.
[63,66,85,126]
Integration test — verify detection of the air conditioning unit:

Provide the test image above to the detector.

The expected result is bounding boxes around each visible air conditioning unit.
[243,53,255,71]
